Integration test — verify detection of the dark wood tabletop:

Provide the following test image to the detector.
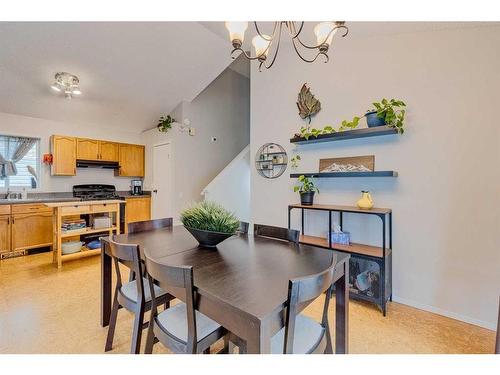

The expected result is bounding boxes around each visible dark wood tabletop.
[100,225,350,354]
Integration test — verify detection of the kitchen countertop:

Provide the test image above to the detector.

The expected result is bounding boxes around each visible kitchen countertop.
[44,199,125,207]
[0,190,151,205]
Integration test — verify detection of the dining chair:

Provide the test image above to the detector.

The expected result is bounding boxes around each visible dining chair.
[254,223,300,244]
[128,217,173,234]
[104,236,172,354]
[144,251,227,354]
[238,221,249,234]
[229,254,337,354]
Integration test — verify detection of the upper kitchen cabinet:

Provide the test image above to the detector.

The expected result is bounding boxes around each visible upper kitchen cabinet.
[117,144,145,177]
[76,138,99,160]
[51,135,76,176]
[99,141,119,162]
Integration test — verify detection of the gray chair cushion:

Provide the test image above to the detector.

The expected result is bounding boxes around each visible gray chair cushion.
[120,278,167,302]
[156,302,221,343]
[271,314,325,354]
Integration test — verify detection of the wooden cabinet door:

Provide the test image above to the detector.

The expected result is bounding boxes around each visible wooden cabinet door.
[76,138,99,160]
[51,136,76,176]
[11,212,53,252]
[0,215,11,253]
[125,197,151,224]
[118,144,145,177]
[99,141,119,162]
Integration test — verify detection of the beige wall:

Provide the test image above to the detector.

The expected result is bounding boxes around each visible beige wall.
[0,111,141,192]
[250,25,500,329]
[143,67,250,220]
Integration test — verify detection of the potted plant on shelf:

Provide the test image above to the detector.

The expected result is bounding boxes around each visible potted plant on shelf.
[181,201,240,248]
[157,115,175,133]
[365,98,406,133]
[294,175,319,206]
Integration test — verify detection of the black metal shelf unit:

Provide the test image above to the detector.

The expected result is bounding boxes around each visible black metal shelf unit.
[288,204,393,315]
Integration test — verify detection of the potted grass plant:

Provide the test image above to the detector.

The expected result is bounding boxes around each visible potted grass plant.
[181,201,240,248]
[294,175,319,206]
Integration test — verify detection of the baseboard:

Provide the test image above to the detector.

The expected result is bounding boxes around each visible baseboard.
[392,295,497,331]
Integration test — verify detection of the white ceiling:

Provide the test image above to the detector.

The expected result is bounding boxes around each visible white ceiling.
[0,22,233,133]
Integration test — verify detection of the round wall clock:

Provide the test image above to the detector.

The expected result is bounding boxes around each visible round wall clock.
[255,143,288,179]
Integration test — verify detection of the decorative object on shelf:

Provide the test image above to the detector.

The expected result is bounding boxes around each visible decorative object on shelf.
[357,190,374,210]
[366,98,406,134]
[328,223,350,245]
[255,143,288,179]
[181,201,240,248]
[293,174,319,205]
[297,83,321,124]
[225,21,349,71]
[319,155,375,173]
[290,154,301,169]
[50,72,82,99]
[295,115,361,140]
[157,115,175,133]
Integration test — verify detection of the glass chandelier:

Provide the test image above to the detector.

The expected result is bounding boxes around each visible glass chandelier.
[50,72,82,99]
[225,21,349,71]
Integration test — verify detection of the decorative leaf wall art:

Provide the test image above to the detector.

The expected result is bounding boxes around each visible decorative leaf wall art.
[296,83,321,124]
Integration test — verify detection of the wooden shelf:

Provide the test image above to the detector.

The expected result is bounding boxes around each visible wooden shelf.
[290,126,398,145]
[290,171,398,178]
[61,226,117,238]
[61,248,101,261]
[289,203,392,215]
[299,235,388,258]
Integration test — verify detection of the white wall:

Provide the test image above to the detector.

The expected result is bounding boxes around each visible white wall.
[143,67,250,220]
[250,25,500,329]
[0,111,142,192]
[202,146,250,222]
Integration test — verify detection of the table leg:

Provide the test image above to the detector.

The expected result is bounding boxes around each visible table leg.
[100,239,112,327]
[245,324,271,354]
[335,259,349,354]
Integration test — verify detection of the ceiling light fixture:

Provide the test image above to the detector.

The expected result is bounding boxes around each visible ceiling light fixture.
[50,72,82,99]
[225,21,349,71]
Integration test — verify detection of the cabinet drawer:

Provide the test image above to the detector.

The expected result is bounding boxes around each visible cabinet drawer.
[92,203,118,213]
[61,205,90,215]
[0,205,11,215]
[12,204,53,214]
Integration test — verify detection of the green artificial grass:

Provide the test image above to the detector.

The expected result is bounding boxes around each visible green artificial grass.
[181,201,240,234]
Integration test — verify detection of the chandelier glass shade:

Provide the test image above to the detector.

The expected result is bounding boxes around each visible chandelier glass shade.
[225,21,349,71]
[50,72,82,99]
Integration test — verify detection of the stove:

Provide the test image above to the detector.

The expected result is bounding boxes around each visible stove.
[72,184,121,201]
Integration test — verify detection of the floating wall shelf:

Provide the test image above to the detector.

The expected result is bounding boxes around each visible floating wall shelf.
[290,126,398,145]
[290,171,398,178]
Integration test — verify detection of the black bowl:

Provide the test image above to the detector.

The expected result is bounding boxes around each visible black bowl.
[184,226,234,248]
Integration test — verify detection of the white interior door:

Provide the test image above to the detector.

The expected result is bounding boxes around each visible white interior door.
[152,143,172,219]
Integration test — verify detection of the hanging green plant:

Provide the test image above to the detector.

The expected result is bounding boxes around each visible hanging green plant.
[296,83,321,124]
[157,115,175,133]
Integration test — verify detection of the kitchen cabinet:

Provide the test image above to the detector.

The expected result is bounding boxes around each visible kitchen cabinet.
[76,138,100,160]
[125,196,151,224]
[118,144,145,177]
[51,135,76,176]
[0,215,11,254]
[99,141,119,162]
[11,212,53,252]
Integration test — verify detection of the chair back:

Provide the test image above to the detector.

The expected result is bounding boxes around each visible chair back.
[144,251,198,352]
[283,253,338,354]
[105,236,145,304]
[128,217,173,234]
[238,221,249,234]
[254,224,299,243]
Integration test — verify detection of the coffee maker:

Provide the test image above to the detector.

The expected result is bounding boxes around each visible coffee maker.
[131,180,143,195]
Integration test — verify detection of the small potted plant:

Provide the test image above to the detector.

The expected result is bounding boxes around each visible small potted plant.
[181,201,240,248]
[157,115,175,133]
[365,98,406,134]
[294,175,319,206]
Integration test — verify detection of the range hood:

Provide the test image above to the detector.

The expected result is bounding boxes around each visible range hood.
[76,159,120,169]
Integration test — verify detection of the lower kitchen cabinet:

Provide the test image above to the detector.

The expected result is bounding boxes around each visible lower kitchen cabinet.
[0,215,11,254]
[11,212,53,252]
[125,197,151,224]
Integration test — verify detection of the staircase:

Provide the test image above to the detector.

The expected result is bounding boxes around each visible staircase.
[201,145,250,222]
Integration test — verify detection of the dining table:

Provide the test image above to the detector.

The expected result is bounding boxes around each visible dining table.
[100,225,350,354]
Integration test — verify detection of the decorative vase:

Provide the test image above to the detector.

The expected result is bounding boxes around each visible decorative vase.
[357,191,374,210]
[365,111,386,127]
[300,191,315,206]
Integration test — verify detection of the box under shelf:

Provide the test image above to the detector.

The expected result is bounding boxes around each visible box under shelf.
[299,234,388,258]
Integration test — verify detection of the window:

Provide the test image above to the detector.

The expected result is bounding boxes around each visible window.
[0,135,41,189]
